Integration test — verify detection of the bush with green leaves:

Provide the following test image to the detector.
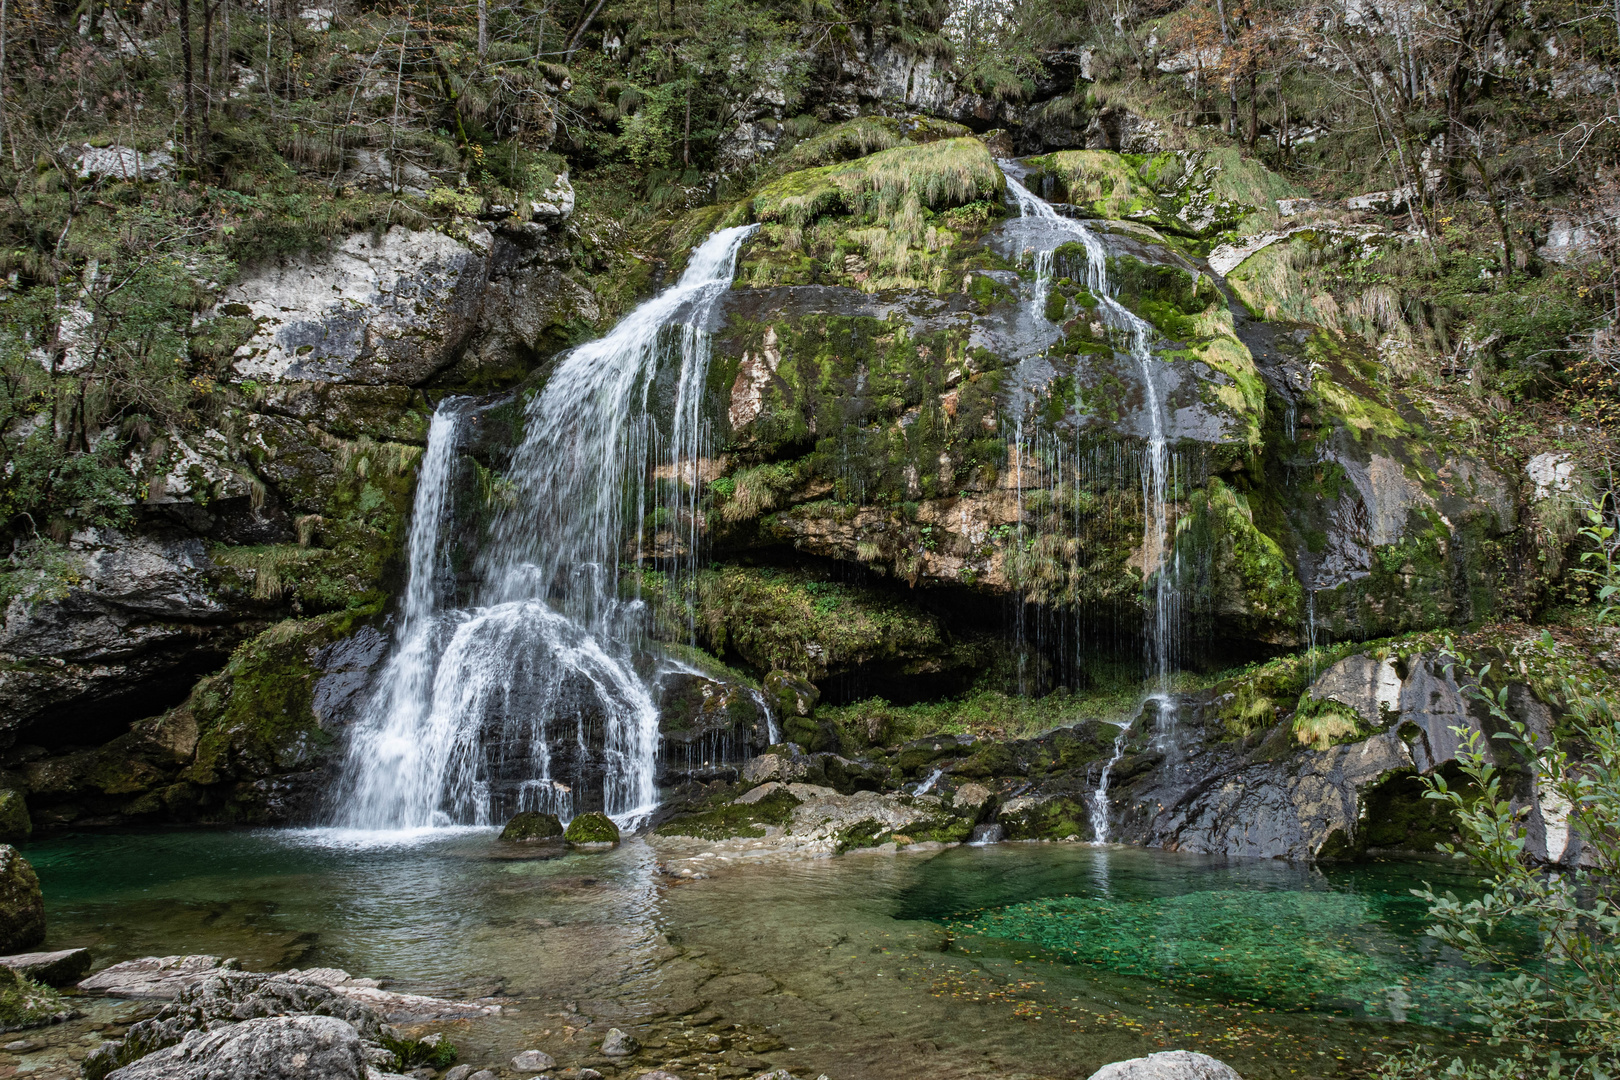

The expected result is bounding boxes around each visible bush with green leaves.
[1382,510,1620,1080]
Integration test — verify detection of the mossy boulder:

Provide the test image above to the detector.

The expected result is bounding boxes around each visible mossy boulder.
[0,847,44,954]
[764,670,819,718]
[500,812,564,842]
[1026,148,1303,237]
[564,812,620,846]
[0,792,30,846]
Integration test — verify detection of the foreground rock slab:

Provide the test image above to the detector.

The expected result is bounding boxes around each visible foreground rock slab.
[105,1014,371,1080]
[0,948,91,987]
[79,955,231,999]
[1089,1050,1242,1080]
[78,957,501,1021]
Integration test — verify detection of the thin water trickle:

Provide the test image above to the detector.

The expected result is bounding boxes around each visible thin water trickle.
[333,226,758,835]
[915,768,944,796]
[1089,721,1131,843]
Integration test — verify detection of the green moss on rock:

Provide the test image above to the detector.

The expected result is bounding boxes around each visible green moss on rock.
[653,787,803,840]
[1175,478,1303,644]
[500,812,564,842]
[565,811,621,846]
[0,966,67,1032]
[642,565,983,685]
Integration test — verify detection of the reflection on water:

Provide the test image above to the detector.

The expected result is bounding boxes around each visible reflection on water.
[27,831,1486,1079]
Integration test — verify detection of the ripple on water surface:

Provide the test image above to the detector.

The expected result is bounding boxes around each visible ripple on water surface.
[25,831,1490,1079]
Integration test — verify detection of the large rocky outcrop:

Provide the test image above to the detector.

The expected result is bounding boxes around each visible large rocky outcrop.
[1,116,1580,859]
[654,628,1589,864]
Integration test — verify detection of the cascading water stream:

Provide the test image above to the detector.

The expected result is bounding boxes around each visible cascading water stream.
[1003,169,1182,841]
[1003,172,1178,693]
[332,226,758,835]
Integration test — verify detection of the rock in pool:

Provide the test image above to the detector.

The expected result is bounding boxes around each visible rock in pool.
[599,1027,639,1056]
[511,1048,557,1071]
[1088,1050,1243,1080]
[501,813,565,842]
[0,847,44,954]
[564,812,620,847]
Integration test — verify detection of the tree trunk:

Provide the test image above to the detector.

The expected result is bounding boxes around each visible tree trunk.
[1247,64,1258,147]
[285,0,296,101]
[477,0,487,57]
[1213,0,1237,135]
[179,0,196,164]
[564,0,609,57]
[201,0,211,108]
[0,0,9,168]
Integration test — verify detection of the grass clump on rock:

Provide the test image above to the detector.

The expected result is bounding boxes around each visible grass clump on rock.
[499,812,564,842]
[0,967,69,1032]
[564,812,621,846]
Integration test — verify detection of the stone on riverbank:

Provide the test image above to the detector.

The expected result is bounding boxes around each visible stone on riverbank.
[565,812,621,847]
[0,948,92,987]
[103,1014,371,1080]
[1088,1050,1242,1080]
[500,812,565,842]
[0,847,44,955]
[84,969,387,1078]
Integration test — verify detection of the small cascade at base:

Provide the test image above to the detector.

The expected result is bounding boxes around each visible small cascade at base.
[1089,722,1131,843]
[331,226,758,835]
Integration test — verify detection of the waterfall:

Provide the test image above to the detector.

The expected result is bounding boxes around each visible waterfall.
[331,225,757,835]
[1003,172,1180,693]
[1089,722,1131,843]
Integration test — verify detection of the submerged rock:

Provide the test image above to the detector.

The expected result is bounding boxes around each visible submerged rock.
[564,812,621,847]
[0,848,44,955]
[600,1027,639,1056]
[103,1014,371,1080]
[500,812,564,842]
[511,1048,557,1070]
[1088,1050,1242,1080]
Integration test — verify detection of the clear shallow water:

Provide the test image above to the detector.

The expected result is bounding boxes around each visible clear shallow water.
[26,832,1488,1079]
